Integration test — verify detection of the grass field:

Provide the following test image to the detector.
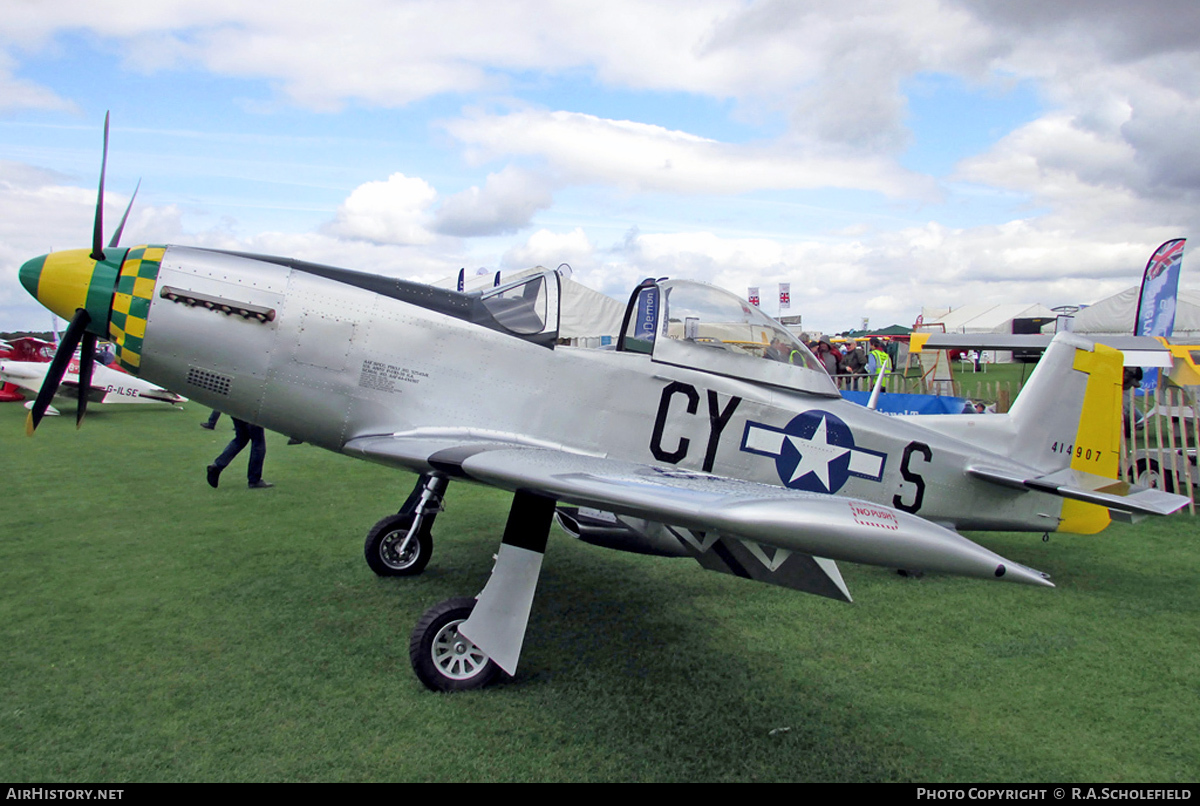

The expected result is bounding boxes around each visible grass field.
[1,400,1197,782]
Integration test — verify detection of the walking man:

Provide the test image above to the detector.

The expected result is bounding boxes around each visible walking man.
[207,418,273,489]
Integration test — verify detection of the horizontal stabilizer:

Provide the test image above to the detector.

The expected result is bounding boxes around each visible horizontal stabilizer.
[127,388,188,404]
[22,401,60,416]
[911,332,1173,368]
[967,463,1188,517]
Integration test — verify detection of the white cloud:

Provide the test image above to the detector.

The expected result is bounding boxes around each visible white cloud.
[6,1,1200,335]
[0,1,738,111]
[956,113,1140,204]
[445,109,936,198]
[433,166,554,237]
[0,167,92,247]
[0,1,998,150]
[489,217,1174,336]
[0,167,142,329]
[501,228,595,271]
[0,52,75,113]
[228,230,463,283]
[326,173,438,245]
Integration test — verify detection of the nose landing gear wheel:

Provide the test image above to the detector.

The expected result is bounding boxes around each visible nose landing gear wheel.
[364,513,432,576]
[410,597,501,691]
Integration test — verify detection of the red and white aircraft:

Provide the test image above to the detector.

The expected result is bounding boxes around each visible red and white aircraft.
[0,353,186,415]
[0,337,57,401]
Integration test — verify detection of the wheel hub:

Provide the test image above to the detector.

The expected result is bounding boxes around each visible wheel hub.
[381,529,417,569]
[432,619,489,680]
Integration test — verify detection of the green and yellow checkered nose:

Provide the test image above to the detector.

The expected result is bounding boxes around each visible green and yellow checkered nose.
[19,246,164,373]
[19,248,124,339]
[107,246,165,372]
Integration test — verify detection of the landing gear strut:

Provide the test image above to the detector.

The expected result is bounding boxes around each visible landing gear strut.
[364,473,447,577]
[409,489,556,691]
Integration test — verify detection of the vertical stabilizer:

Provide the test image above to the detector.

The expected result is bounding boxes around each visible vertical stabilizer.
[1006,332,1124,533]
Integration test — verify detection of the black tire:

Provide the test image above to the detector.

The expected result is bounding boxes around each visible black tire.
[364,513,432,576]
[1135,458,1176,493]
[409,597,501,692]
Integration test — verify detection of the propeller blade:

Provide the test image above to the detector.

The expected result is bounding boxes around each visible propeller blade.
[90,112,110,261]
[75,332,97,428]
[26,309,91,435]
[107,178,140,248]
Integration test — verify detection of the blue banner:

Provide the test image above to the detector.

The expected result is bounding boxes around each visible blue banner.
[842,391,971,415]
[634,286,659,343]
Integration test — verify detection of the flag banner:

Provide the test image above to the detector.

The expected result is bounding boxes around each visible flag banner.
[748,286,759,307]
[779,283,790,310]
[1135,238,1185,389]
[1136,238,1185,338]
[634,285,660,342]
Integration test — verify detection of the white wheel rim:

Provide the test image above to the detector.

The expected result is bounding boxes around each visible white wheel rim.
[431,618,490,680]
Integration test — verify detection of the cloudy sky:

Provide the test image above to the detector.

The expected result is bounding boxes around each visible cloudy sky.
[2,0,1198,333]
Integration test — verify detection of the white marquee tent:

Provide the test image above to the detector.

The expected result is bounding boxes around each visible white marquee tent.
[920,302,1058,334]
[1068,286,1200,341]
[919,302,1059,363]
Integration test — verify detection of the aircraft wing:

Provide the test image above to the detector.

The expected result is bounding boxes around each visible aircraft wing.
[59,380,111,404]
[0,365,105,403]
[0,361,44,389]
[344,432,1053,591]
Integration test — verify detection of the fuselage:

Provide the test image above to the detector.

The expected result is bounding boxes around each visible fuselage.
[21,244,1073,533]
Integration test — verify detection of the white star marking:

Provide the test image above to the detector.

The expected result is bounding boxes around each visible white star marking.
[786,416,850,490]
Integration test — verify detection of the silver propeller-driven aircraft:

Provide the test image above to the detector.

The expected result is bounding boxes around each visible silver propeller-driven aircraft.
[17,118,1189,691]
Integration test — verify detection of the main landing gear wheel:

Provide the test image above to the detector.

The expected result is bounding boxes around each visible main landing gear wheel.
[364,513,432,576]
[1135,458,1176,493]
[409,597,501,692]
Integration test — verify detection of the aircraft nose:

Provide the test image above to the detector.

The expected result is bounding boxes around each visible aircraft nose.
[19,248,123,338]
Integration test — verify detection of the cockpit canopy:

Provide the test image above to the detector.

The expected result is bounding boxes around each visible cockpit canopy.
[618,279,839,397]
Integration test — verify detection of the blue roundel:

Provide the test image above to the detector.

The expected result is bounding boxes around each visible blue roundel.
[775,410,856,494]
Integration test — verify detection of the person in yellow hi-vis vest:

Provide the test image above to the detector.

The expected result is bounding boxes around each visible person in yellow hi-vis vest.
[866,337,892,392]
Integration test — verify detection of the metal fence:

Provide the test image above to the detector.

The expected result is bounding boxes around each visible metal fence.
[1120,385,1198,513]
